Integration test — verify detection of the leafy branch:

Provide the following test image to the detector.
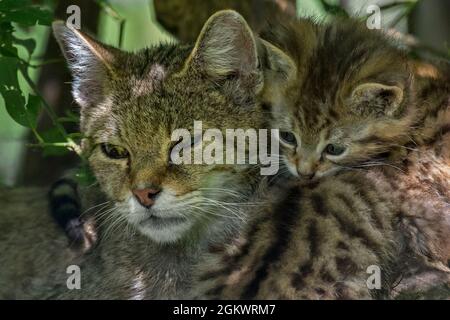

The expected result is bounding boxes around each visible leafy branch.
[0,0,83,156]
[0,0,131,167]
[0,0,80,154]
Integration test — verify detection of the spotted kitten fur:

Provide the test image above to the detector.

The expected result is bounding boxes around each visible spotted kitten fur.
[192,15,450,299]
[261,16,450,271]
[260,18,450,181]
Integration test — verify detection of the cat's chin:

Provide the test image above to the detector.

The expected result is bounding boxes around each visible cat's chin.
[126,195,194,243]
[136,217,193,243]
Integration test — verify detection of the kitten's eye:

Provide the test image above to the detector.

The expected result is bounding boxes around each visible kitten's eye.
[324,144,346,156]
[279,131,297,146]
[101,143,129,159]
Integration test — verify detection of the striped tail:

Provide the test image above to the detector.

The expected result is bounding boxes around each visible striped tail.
[48,178,97,251]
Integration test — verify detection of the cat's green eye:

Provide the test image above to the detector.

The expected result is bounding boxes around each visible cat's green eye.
[101,143,129,159]
[324,144,346,156]
[279,131,297,146]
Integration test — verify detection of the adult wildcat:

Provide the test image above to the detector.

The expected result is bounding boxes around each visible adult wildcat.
[0,11,291,299]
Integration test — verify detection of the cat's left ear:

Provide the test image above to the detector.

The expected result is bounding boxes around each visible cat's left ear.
[350,83,404,116]
[184,10,262,103]
[52,21,122,109]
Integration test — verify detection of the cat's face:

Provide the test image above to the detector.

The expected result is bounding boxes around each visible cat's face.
[264,19,415,180]
[54,11,292,243]
[83,72,264,243]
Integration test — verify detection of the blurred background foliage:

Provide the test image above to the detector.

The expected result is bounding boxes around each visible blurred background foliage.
[0,0,449,187]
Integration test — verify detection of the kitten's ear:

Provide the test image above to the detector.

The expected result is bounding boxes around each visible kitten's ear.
[186,10,262,100]
[258,39,296,89]
[350,83,404,116]
[52,21,120,108]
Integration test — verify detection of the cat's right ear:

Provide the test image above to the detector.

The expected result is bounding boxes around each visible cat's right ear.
[182,10,262,104]
[52,21,120,108]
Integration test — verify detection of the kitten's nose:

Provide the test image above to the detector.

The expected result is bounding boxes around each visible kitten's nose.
[300,173,315,180]
[132,188,161,208]
[298,161,317,180]
[297,168,316,180]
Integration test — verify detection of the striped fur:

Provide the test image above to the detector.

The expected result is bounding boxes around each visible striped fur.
[262,16,450,273]
[193,153,450,299]
[48,178,97,252]
[192,17,450,300]
[40,13,448,299]
[269,16,450,277]
[193,169,398,299]
[260,17,450,180]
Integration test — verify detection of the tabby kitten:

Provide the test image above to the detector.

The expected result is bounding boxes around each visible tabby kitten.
[261,16,450,272]
[192,15,450,300]
[261,18,450,180]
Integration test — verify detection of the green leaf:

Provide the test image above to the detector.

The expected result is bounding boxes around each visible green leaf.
[0,55,20,87]
[40,127,70,156]
[0,0,31,10]
[0,57,41,128]
[0,22,18,58]
[0,56,27,126]
[0,45,18,58]
[318,0,349,17]
[75,165,97,186]
[1,8,53,26]
[0,0,53,26]
[13,37,35,56]
[2,88,27,126]
[24,94,42,128]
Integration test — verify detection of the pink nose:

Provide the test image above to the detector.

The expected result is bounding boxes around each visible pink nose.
[132,188,160,208]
